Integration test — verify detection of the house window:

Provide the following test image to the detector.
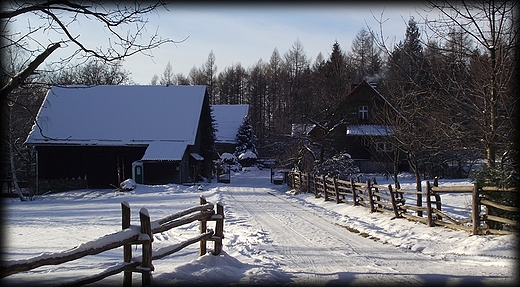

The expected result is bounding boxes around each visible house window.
[376,142,393,152]
[359,106,368,120]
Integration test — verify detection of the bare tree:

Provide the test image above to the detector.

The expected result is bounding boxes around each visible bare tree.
[283,38,311,130]
[42,58,131,85]
[159,61,174,85]
[203,51,218,104]
[350,28,383,83]
[423,0,518,171]
[150,74,159,85]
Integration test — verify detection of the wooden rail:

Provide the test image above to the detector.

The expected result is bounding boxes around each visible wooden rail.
[287,172,518,235]
[0,195,224,286]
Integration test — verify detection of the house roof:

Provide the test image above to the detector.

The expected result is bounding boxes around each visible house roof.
[26,85,207,146]
[141,141,188,161]
[349,81,408,125]
[211,104,249,144]
[346,125,394,136]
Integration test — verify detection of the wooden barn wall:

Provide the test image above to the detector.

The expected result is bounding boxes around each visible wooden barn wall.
[142,161,181,185]
[36,145,147,189]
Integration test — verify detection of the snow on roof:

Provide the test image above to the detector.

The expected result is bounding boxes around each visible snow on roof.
[211,104,249,144]
[346,125,394,136]
[141,141,188,161]
[26,85,206,145]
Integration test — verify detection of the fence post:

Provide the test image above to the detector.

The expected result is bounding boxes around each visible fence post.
[388,184,400,218]
[366,179,375,212]
[425,181,433,227]
[472,183,480,235]
[416,182,423,217]
[433,177,442,220]
[213,202,224,255]
[373,177,382,209]
[323,175,328,201]
[121,202,132,287]
[306,173,311,193]
[298,171,302,191]
[314,175,319,198]
[139,208,153,286]
[333,177,340,203]
[350,178,357,205]
[199,195,208,256]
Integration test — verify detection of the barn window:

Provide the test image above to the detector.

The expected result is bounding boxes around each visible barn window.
[359,106,368,120]
[376,142,393,152]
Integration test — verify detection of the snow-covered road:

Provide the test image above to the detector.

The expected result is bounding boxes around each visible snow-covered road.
[213,174,515,286]
[1,168,517,286]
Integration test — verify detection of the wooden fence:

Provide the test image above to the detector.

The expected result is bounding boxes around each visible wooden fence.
[0,195,224,286]
[288,172,518,235]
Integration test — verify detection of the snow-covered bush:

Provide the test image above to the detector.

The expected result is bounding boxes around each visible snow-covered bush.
[219,153,241,173]
[220,152,238,165]
[238,149,257,167]
[312,152,360,180]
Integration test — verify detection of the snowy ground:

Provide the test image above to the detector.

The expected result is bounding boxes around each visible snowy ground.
[1,168,518,286]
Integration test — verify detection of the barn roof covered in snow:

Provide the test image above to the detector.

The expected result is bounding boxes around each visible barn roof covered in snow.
[25,85,207,146]
[211,104,249,144]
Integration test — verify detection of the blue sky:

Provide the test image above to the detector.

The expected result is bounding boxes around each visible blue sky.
[11,2,433,84]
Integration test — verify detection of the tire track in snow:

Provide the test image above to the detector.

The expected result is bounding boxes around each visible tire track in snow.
[218,185,421,285]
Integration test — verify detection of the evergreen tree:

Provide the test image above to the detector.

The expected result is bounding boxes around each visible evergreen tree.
[199,94,217,178]
[387,17,427,90]
[234,117,258,156]
[323,41,350,108]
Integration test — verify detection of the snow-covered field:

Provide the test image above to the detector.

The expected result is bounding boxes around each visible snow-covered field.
[1,168,518,286]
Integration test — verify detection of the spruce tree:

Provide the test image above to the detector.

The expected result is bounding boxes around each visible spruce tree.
[234,117,258,157]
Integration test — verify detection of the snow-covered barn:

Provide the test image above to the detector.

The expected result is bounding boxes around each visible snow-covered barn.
[211,104,249,154]
[25,85,213,190]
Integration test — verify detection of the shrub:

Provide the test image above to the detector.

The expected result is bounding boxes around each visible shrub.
[312,152,360,180]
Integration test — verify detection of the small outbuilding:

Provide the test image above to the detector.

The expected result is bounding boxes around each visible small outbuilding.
[25,85,213,190]
[211,104,249,154]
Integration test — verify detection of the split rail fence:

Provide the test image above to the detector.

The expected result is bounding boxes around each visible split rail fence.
[0,195,224,286]
[288,171,518,235]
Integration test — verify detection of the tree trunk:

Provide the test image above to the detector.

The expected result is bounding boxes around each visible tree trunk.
[8,105,26,201]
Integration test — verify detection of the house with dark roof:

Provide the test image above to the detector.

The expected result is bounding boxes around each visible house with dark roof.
[25,85,214,190]
[308,80,408,173]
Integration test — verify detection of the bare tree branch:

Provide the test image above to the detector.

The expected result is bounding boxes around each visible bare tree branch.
[0,42,60,99]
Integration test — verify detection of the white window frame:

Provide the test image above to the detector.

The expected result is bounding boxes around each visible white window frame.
[359,105,368,120]
[376,142,393,152]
